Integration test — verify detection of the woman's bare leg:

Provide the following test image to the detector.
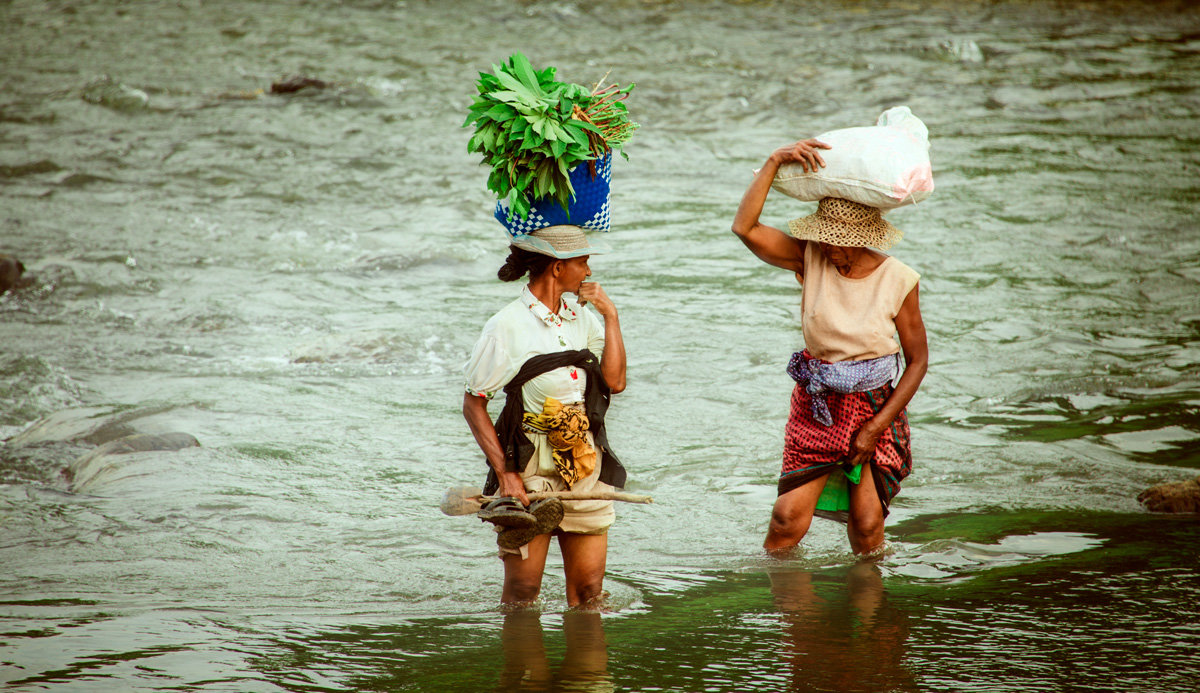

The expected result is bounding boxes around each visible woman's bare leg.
[501,533,553,605]
[847,467,886,554]
[764,474,829,555]
[558,533,608,608]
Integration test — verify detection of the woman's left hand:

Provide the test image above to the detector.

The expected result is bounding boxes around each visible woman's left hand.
[846,420,885,467]
[578,281,617,318]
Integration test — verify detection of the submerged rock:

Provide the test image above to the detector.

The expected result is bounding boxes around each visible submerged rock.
[67,431,200,492]
[6,405,175,447]
[1138,476,1200,514]
[81,76,150,111]
[4,406,205,491]
[270,76,331,94]
[0,254,25,293]
[922,39,985,64]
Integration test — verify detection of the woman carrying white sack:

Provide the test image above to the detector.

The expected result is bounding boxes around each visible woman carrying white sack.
[731,120,930,556]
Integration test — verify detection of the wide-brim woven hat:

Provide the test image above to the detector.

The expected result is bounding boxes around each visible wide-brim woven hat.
[511,225,609,259]
[788,197,903,250]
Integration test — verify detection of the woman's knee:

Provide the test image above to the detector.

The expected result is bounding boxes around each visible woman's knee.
[560,533,608,606]
[567,577,605,607]
[768,480,823,540]
[504,576,543,603]
[564,561,606,607]
[769,502,813,538]
[848,514,885,552]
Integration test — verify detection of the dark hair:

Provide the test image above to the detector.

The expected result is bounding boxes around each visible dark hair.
[497,246,556,282]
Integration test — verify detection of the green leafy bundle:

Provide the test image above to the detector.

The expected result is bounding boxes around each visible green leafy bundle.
[463,53,637,220]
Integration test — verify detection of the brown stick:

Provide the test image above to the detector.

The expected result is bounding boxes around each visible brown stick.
[490,490,652,504]
[590,69,613,94]
[440,485,653,516]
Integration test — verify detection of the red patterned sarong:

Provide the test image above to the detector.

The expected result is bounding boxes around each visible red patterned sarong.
[779,382,912,517]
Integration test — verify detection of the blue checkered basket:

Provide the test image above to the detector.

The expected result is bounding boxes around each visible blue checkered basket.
[495,152,612,237]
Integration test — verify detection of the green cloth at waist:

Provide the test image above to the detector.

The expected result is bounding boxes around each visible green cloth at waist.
[816,463,863,513]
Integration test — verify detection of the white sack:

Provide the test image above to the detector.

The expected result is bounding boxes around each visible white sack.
[770,106,934,210]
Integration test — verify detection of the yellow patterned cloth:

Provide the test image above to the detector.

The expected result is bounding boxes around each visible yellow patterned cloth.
[522,397,596,487]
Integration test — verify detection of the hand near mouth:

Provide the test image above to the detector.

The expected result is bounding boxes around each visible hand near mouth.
[577,281,616,318]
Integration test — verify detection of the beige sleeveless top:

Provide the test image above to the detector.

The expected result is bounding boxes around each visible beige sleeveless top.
[799,243,920,362]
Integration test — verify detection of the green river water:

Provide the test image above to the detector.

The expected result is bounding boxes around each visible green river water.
[2,0,1198,690]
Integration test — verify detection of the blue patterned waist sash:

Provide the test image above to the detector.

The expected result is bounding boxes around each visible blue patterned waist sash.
[786,350,901,426]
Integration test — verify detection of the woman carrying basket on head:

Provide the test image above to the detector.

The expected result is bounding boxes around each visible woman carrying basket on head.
[460,53,639,607]
[462,225,628,608]
[731,139,929,556]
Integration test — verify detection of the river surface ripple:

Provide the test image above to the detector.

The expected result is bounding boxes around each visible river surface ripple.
[1,0,1198,691]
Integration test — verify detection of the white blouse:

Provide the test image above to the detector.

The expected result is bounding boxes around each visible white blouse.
[464,285,605,413]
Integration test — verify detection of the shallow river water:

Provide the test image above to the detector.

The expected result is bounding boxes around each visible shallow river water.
[2,0,1199,690]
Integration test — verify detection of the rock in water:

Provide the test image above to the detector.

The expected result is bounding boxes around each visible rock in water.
[942,39,983,63]
[81,76,149,111]
[922,39,984,64]
[270,76,330,94]
[0,254,25,293]
[1138,475,1200,514]
[67,431,200,491]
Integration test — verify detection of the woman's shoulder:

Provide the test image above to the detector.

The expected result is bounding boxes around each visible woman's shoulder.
[882,255,920,281]
[479,295,533,334]
[876,255,920,297]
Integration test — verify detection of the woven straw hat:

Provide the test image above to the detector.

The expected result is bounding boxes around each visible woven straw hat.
[787,197,903,250]
[511,225,610,259]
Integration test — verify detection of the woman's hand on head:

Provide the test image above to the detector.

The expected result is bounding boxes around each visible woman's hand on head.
[769,138,831,173]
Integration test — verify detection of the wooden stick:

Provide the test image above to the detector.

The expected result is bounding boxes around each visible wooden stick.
[440,485,653,516]
[493,490,652,504]
[590,69,613,94]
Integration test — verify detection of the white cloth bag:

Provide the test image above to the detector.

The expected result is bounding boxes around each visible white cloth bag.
[770,106,934,210]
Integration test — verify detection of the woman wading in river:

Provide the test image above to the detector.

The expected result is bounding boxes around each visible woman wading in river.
[462,225,627,607]
[732,139,928,556]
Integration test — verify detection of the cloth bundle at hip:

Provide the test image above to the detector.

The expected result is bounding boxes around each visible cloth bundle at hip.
[522,396,595,487]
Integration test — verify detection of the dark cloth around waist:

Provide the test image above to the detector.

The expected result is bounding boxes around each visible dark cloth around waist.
[778,383,912,519]
[482,349,626,495]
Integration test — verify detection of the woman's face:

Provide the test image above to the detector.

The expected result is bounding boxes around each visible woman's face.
[818,242,859,268]
[557,256,592,293]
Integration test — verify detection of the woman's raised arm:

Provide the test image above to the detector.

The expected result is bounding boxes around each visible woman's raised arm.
[731,139,830,273]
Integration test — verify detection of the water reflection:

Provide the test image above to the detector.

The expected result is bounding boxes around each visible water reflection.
[497,610,612,693]
[769,563,916,693]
